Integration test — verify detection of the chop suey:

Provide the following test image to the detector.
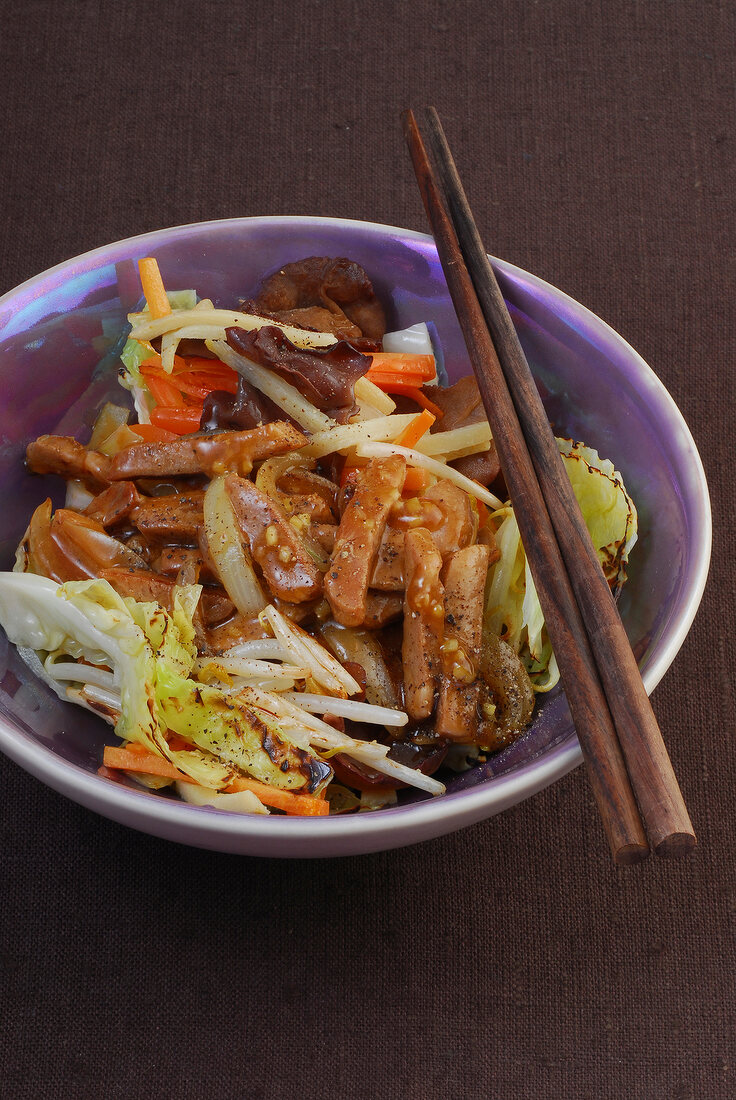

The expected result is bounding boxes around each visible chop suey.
[0,256,638,816]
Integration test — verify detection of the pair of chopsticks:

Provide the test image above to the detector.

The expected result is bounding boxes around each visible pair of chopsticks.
[402,107,695,864]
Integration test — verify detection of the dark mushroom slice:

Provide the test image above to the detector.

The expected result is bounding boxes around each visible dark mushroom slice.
[435,544,490,742]
[401,527,445,722]
[324,455,406,627]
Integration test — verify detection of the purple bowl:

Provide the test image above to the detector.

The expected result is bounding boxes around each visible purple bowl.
[0,217,711,856]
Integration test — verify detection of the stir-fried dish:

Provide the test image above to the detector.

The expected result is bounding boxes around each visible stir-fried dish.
[0,256,638,817]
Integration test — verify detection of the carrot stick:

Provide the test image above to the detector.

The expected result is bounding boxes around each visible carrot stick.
[144,373,186,408]
[404,387,445,419]
[403,467,430,492]
[102,747,330,816]
[368,353,436,380]
[138,258,171,320]
[395,408,436,448]
[103,746,193,782]
[365,370,428,389]
[149,406,203,434]
[225,776,330,816]
[129,423,178,444]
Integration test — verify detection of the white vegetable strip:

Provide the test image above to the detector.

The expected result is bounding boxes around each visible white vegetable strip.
[222,640,295,661]
[65,687,118,725]
[356,441,503,508]
[383,322,435,360]
[354,376,396,415]
[240,686,445,796]
[195,657,309,680]
[204,476,267,616]
[175,782,270,815]
[44,659,116,691]
[281,692,408,727]
[414,421,492,459]
[130,308,339,349]
[260,605,361,697]
[300,414,416,459]
[207,339,333,434]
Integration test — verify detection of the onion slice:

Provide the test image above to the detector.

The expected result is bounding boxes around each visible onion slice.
[204,476,267,617]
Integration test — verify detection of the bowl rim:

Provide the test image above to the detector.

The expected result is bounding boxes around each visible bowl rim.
[0,214,712,850]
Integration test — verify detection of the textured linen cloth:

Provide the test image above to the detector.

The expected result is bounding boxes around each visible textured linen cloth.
[0,2,733,1097]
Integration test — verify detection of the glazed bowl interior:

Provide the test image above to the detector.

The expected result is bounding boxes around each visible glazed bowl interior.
[0,217,711,856]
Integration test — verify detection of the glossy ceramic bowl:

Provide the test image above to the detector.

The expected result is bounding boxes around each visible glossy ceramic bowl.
[0,217,711,856]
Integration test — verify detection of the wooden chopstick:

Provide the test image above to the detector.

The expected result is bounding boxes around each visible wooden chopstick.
[403,107,696,860]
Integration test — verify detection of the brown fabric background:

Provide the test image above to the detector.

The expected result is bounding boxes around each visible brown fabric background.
[0,2,733,1098]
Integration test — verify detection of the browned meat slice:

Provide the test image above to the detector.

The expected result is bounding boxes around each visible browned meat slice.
[370,480,476,591]
[205,613,271,654]
[402,528,444,721]
[370,529,405,590]
[24,501,147,584]
[310,524,337,553]
[26,436,111,490]
[324,455,406,627]
[246,256,386,342]
[108,422,307,480]
[226,326,370,424]
[130,491,204,543]
[200,590,235,626]
[426,376,485,431]
[99,567,178,610]
[451,446,501,488]
[84,481,140,527]
[277,468,339,516]
[426,377,501,487]
[225,475,323,603]
[151,545,209,578]
[435,545,491,741]
[362,591,404,629]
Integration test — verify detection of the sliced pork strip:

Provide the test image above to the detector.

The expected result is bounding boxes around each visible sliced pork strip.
[436,544,490,741]
[83,481,140,527]
[402,528,444,721]
[225,475,323,604]
[108,422,307,480]
[324,455,406,627]
[130,491,205,543]
[26,436,111,491]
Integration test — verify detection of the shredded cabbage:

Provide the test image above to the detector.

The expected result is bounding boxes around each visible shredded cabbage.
[485,439,637,692]
[0,573,323,791]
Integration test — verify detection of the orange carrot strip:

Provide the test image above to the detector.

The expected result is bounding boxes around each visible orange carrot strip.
[369,353,436,380]
[225,776,330,816]
[175,371,239,398]
[366,370,427,389]
[144,373,186,408]
[475,499,489,528]
[172,356,234,375]
[395,408,436,448]
[404,387,445,419]
[103,746,195,782]
[129,423,178,444]
[402,467,430,492]
[103,749,329,815]
[149,406,203,434]
[138,258,171,320]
